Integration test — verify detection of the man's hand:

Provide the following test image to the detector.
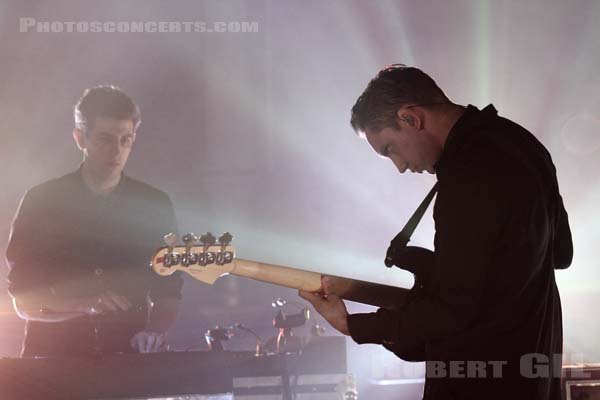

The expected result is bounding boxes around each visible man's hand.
[129,298,178,353]
[80,290,132,315]
[299,276,350,336]
[130,330,168,353]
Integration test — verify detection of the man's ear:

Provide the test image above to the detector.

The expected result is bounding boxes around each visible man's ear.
[396,109,422,129]
[73,128,86,151]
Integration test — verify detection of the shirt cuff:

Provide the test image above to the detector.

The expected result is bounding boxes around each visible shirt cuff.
[347,311,390,345]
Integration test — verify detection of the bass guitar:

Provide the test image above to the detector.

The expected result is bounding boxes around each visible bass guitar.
[150,232,415,309]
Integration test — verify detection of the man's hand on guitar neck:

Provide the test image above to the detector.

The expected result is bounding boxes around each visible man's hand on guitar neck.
[299,276,350,336]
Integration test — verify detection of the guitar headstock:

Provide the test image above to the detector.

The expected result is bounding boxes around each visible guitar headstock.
[150,232,237,285]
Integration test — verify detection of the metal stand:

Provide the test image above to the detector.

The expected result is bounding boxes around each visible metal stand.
[273,308,310,400]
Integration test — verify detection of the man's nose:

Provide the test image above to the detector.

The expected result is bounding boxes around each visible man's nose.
[395,162,408,174]
[107,140,122,156]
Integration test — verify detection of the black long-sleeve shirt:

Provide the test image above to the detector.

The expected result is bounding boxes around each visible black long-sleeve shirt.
[6,168,183,357]
[348,105,573,399]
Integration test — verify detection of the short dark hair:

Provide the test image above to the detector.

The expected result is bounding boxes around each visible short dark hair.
[74,85,141,135]
[350,64,450,134]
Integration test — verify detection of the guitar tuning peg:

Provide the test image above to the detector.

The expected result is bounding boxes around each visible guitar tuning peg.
[182,233,197,245]
[163,232,179,247]
[218,232,233,246]
[199,232,216,246]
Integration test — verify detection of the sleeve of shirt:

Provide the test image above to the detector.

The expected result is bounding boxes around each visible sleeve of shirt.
[148,194,184,301]
[347,165,508,352]
[553,193,573,270]
[543,148,573,271]
[5,188,56,299]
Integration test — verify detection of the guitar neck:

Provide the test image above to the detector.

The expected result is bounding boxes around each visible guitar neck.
[232,258,410,309]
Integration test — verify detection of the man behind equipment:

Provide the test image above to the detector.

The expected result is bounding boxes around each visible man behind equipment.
[301,65,573,399]
[6,85,183,357]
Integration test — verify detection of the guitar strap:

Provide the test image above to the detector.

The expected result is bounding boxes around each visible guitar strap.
[384,182,438,267]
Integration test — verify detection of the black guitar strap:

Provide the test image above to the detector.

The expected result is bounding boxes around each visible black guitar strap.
[384,182,438,267]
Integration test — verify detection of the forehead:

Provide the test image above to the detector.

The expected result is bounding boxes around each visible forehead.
[363,126,397,145]
[90,116,134,136]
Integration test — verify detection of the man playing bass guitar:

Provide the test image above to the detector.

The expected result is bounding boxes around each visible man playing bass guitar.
[301,65,573,400]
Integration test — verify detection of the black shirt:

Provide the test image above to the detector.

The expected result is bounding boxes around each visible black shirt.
[6,168,183,357]
[347,105,573,399]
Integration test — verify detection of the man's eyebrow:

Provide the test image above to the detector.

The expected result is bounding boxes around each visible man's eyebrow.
[97,131,133,137]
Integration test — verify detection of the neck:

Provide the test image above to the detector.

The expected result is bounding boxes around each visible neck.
[432,103,466,149]
[81,161,121,195]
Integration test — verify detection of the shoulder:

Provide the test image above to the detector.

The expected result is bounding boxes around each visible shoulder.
[448,114,558,211]
[457,113,551,179]
[22,170,81,204]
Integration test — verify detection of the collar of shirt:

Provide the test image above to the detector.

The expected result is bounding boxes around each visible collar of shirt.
[433,104,499,175]
[76,164,128,200]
